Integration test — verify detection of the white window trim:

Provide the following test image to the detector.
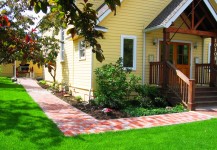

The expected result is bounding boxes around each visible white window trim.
[78,40,86,61]
[121,35,137,70]
[60,28,64,62]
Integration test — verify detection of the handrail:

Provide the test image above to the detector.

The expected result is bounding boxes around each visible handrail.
[166,61,195,110]
[166,61,190,85]
[149,61,195,110]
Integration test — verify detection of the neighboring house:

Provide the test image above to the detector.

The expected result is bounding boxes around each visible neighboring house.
[0,61,43,78]
[43,0,217,110]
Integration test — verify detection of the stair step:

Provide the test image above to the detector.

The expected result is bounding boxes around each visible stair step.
[196,87,217,92]
[195,96,217,102]
[195,91,217,96]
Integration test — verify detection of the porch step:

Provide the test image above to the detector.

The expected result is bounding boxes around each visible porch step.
[195,87,217,108]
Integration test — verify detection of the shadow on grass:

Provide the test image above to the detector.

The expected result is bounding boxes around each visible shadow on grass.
[0,78,66,149]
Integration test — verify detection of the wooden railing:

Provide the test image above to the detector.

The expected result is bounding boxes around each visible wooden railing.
[149,62,164,85]
[166,61,195,109]
[195,64,210,85]
[149,61,195,110]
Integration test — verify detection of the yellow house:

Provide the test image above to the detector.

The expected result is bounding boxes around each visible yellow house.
[43,0,217,110]
[0,61,43,78]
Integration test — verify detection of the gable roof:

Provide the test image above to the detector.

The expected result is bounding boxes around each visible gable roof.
[96,0,124,24]
[144,0,217,32]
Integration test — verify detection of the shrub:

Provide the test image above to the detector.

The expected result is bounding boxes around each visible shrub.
[135,84,167,108]
[94,58,141,109]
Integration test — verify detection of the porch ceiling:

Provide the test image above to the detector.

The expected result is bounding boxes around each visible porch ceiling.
[144,0,217,36]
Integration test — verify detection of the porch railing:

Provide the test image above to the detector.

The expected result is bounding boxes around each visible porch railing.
[166,61,195,108]
[149,62,164,85]
[149,61,195,109]
[195,64,210,85]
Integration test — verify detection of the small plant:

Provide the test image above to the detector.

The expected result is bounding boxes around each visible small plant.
[135,84,167,108]
[39,80,46,85]
[74,96,82,103]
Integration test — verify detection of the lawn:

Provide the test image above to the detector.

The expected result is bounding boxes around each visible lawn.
[0,77,217,150]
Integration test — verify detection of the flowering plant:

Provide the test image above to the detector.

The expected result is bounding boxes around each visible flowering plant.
[102,108,112,113]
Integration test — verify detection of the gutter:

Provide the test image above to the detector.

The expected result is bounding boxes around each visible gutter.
[89,48,94,101]
[142,31,146,85]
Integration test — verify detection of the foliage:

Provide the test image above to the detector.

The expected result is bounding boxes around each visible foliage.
[38,80,46,85]
[28,0,121,62]
[122,105,186,117]
[0,1,59,65]
[135,84,168,108]
[94,58,141,109]
[74,96,82,103]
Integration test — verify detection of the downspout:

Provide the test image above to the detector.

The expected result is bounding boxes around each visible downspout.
[89,48,93,101]
[142,31,146,85]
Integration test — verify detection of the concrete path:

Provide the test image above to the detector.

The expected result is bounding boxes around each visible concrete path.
[18,78,215,136]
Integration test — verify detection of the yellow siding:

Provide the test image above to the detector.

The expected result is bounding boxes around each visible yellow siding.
[92,0,171,89]
[73,39,92,90]
[0,64,14,77]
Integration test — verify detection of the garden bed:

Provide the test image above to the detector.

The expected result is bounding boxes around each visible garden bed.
[38,82,186,120]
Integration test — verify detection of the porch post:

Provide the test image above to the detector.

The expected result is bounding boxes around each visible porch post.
[210,37,217,87]
[163,28,170,89]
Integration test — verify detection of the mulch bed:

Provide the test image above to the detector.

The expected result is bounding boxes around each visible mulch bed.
[38,83,129,120]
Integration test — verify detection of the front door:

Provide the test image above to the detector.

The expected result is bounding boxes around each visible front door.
[160,42,190,77]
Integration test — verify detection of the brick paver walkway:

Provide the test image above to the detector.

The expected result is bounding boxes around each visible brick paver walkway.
[18,78,215,136]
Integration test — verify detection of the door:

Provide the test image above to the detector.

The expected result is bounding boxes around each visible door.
[160,42,190,77]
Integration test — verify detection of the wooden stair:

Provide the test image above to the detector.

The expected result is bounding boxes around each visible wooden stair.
[166,86,217,108]
[195,87,217,107]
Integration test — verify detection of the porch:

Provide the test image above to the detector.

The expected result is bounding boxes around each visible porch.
[145,0,217,110]
[149,61,217,110]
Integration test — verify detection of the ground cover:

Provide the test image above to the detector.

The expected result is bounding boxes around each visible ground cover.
[0,77,217,150]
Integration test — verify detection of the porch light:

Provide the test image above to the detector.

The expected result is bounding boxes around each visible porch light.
[194,42,198,49]
[153,38,157,45]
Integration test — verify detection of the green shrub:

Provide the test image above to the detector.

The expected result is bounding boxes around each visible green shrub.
[122,104,185,117]
[135,84,167,108]
[94,58,141,109]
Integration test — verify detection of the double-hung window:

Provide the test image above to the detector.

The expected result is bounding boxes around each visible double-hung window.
[121,35,137,70]
[60,28,64,61]
[79,40,86,60]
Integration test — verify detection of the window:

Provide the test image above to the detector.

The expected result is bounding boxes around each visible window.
[121,35,137,70]
[78,40,86,60]
[60,28,64,61]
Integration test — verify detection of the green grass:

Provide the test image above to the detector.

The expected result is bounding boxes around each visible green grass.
[0,77,217,150]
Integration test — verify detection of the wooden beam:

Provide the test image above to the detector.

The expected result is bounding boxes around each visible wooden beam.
[166,27,217,37]
[198,2,216,29]
[194,15,205,30]
[194,12,207,30]
[191,1,195,29]
[180,14,191,29]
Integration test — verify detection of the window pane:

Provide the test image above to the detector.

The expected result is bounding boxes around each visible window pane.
[177,45,189,65]
[123,39,133,67]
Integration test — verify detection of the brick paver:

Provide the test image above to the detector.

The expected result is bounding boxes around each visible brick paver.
[18,78,215,136]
